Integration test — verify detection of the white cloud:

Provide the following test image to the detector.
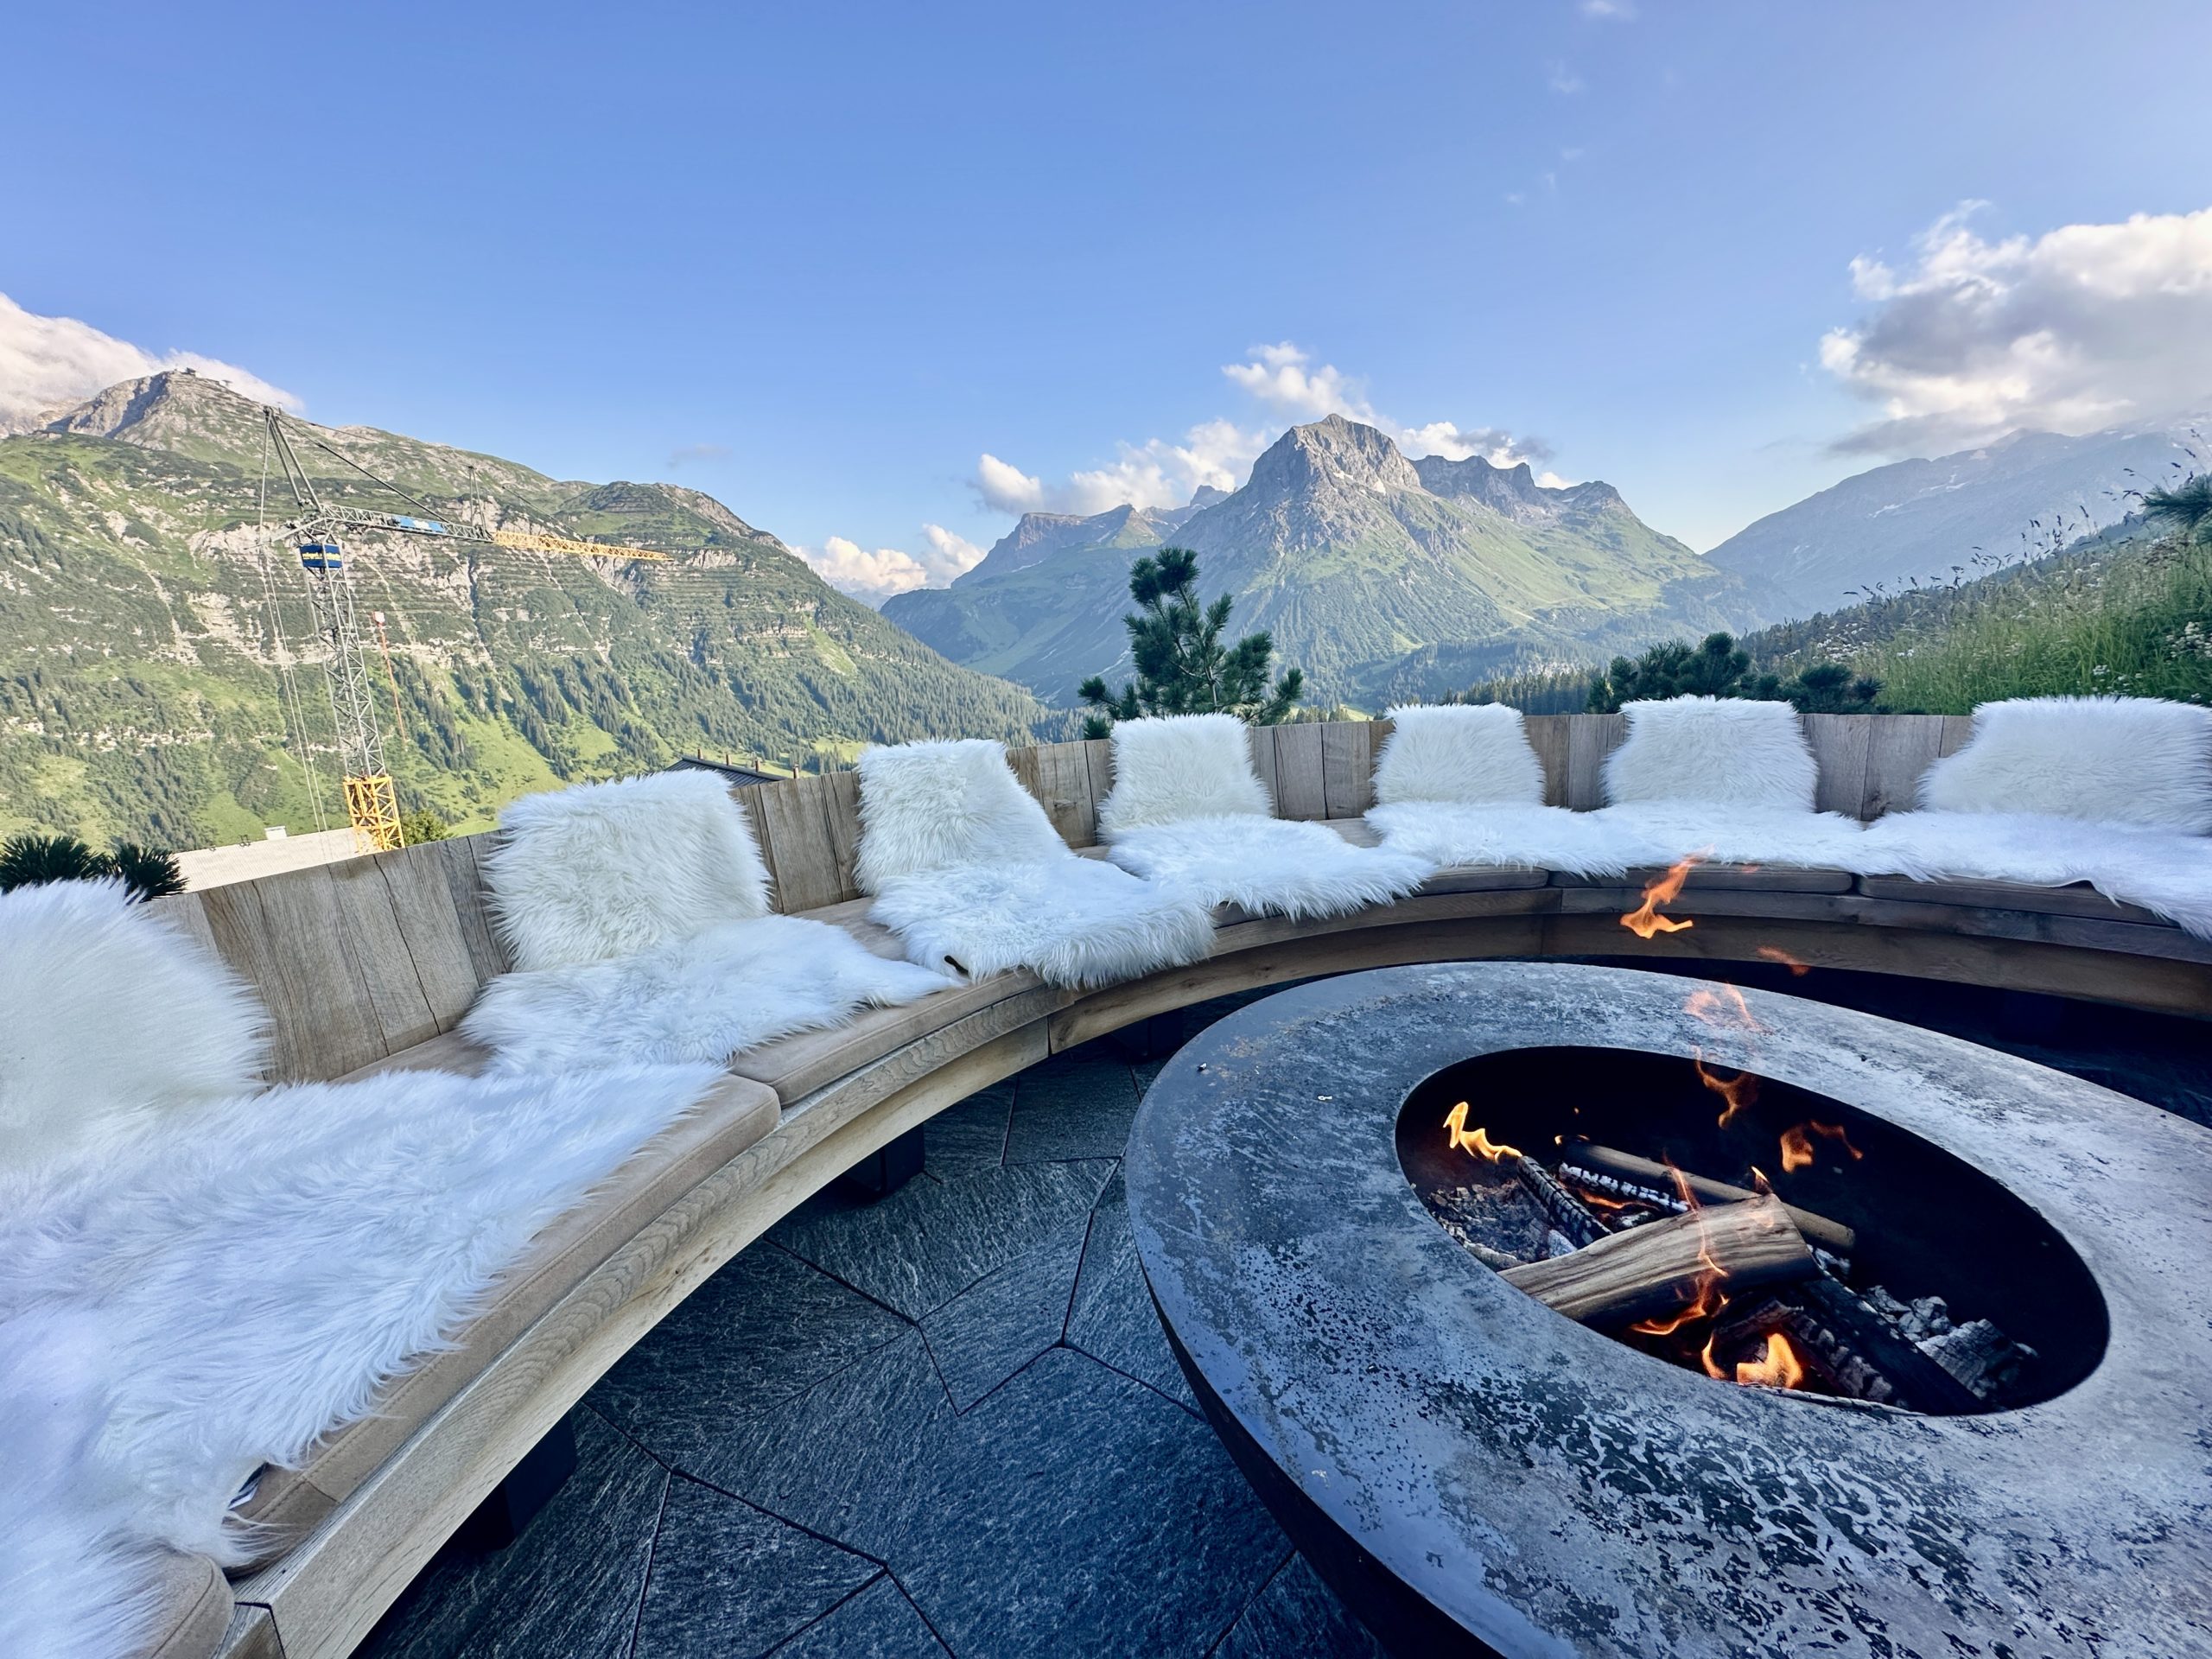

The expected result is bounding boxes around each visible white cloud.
[1548,62,1586,94]
[0,291,300,430]
[1580,0,1636,17]
[969,341,1558,524]
[799,522,989,605]
[1821,203,2212,454]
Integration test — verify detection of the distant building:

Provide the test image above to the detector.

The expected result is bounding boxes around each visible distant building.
[670,754,781,787]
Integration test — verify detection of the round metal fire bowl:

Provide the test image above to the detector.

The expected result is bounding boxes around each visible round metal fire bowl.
[1125,963,2212,1659]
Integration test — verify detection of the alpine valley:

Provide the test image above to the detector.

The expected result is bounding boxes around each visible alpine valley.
[884,415,1789,708]
[0,371,1048,845]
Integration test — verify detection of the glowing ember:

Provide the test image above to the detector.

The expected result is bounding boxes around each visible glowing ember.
[1442,1101,1521,1164]
[1619,855,1703,938]
[1780,1119,1863,1173]
[1732,1332,1808,1389]
[1694,1050,1760,1128]
[1756,944,1811,976]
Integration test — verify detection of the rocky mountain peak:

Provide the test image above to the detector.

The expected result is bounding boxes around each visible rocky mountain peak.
[1246,415,1426,499]
[41,368,268,455]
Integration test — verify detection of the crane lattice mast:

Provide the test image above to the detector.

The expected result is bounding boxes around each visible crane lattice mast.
[260,406,672,852]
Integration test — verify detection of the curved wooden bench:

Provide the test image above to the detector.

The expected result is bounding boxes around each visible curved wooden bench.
[136,715,2208,1659]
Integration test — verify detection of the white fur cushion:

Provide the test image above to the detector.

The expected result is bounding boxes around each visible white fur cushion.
[1919,696,2212,833]
[0,881,265,1172]
[1373,704,1545,806]
[485,769,772,970]
[1105,817,1433,919]
[1604,696,1816,811]
[855,739,1066,887]
[1096,715,1270,836]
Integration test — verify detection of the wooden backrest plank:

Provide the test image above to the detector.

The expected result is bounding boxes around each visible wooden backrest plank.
[1522,715,1572,807]
[1563,713,1626,810]
[1024,740,1099,847]
[820,771,864,905]
[199,867,388,1084]
[146,889,221,959]
[1247,723,1280,810]
[436,835,510,981]
[1803,714,1874,818]
[374,842,487,1033]
[735,788,785,911]
[1320,721,1375,817]
[1861,714,1948,818]
[745,776,846,913]
[1272,721,1328,820]
[1938,714,1977,756]
[327,856,441,1056]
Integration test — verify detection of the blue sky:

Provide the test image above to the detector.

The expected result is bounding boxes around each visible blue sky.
[7,1,2210,598]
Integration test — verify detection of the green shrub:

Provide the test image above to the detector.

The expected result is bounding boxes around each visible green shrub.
[0,832,184,902]
[1079,549,1303,737]
[397,809,452,846]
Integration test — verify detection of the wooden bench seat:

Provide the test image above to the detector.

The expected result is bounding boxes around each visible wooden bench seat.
[135,714,2207,1659]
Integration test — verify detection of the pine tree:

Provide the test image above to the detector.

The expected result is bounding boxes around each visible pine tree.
[1078,549,1304,738]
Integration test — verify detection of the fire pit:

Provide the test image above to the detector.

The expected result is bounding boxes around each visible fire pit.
[1124,963,2212,1658]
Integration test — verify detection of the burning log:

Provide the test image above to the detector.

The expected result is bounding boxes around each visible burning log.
[1558,1143,1856,1258]
[1787,1278,1987,1414]
[1502,1197,1816,1328]
[1512,1156,1610,1249]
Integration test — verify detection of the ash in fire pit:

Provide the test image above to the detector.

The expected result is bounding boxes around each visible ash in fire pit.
[1397,1045,2088,1413]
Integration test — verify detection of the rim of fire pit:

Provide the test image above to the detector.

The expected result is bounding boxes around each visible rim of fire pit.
[1124,963,2212,1659]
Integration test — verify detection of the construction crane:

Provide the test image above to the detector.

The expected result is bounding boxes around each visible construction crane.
[260,406,672,852]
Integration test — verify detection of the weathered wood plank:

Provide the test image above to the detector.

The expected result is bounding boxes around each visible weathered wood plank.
[199,868,387,1083]
[1320,720,1375,817]
[1272,721,1327,820]
[374,843,486,1033]
[145,889,221,958]
[744,777,844,913]
[1248,723,1279,810]
[1522,715,1573,807]
[1803,714,1874,818]
[1564,712,1626,809]
[1861,714,1947,818]
[1024,739,1099,846]
[1082,734,1116,811]
[819,770,864,904]
[433,835,508,980]
[1938,714,1976,756]
[326,855,439,1057]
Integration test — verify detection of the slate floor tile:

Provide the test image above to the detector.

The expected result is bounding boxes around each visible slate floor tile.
[880,1347,1282,1659]
[1002,1045,1141,1163]
[770,1576,948,1658]
[357,1408,664,1659]
[1214,1553,1386,1659]
[924,1083,1011,1179]
[692,1329,954,1560]
[920,1219,1088,1409]
[634,1476,878,1659]
[1065,1168,1195,1408]
[771,1160,1113,1319]
[592,1243,907,1465]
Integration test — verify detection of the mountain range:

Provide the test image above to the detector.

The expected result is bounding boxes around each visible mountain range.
[885,415,1784,707]
[0,371,1047,847]
[1705,420,2205,616]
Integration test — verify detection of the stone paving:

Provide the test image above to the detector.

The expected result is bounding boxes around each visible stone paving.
[357,970,2208,1659]
[359,993,1383,1659]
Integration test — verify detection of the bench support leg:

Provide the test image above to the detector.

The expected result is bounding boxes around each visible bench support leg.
[839,1124,925,1199]
[454,1415,578,1553]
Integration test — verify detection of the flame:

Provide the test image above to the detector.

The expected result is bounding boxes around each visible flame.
[1756,945,1811,976]
[1780,1119,1862,1173]
[1733,1332,1808,1389]
[1620,855,1703,938]
[1632,1274,1725,1337]
[1683,982,1766,1034]
[1694,1050,1760,1128]
[1442,1102,1521,1164]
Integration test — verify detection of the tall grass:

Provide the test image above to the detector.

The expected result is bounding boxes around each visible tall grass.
[1855,537,2212,712]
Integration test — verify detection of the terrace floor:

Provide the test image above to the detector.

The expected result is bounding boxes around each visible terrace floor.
[357,971,2209,1659]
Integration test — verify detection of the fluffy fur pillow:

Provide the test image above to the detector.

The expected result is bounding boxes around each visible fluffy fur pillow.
[1373,703,1545,806]
[1919,696,2212,833]
[855,739,1067,887]
[0,881,265,1172]
[1097,715,1271,836]
[485,769,772,970]
[1604,696,1816,811]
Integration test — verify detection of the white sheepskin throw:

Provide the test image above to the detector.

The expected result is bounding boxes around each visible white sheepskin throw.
[1589,803,1872,870]
[1919,696,2212,833]
[463,913,953,1069]
[1365,800,1661,877]
[1859,810,2212,938]
[0,880,265,1173]
[1604,696,1818,810]
[1372,703,1545,806]
[486,769,772,970]
[0,1060,721,1566]
[857,740,1215,987]
[1106,817,1432,920]
[854,738,1068,885]
[1096,714,1270,836]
